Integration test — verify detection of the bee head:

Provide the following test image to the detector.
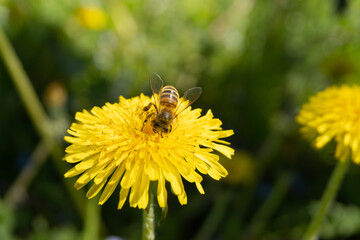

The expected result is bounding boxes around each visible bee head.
[153,121,170,134]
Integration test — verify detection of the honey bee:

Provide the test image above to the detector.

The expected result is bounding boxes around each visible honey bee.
[142,73,202,135]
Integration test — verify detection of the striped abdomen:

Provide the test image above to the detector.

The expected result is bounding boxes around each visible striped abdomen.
[159,85,179,110]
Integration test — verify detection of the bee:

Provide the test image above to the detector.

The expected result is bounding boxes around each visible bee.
[142,73,202,135]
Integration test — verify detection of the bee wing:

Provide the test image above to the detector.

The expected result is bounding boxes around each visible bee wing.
[183,87,202,105]
[174,87,202,117]
[149,73,164,110]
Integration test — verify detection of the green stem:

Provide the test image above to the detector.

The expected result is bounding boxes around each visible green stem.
[143,189,155,240]
[4,142,48,209]
[83,196,101,240]
[0,27,86,218]
[236,128,285,232]
[302,158,350,240]
[0,28,54,147]
[242,171,293,240]
[193,189,233,240]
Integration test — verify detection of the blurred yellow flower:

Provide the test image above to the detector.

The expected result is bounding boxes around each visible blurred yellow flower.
[76,6,107,30]
[64,94,234,209]
[296,85,360,163]
[221,150,255,186]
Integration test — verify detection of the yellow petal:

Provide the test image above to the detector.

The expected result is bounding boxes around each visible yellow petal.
[157,173,167,208]
[99,165,125,205]
[86,180,106,199]
[177,191,187,205]
[196,182,205,194]
[118,188,130,209]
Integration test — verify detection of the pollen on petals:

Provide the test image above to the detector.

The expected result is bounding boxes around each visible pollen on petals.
[296,85,360,163]
[64,94,234,209]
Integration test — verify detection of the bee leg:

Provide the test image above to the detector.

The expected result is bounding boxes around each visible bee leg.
[142,113,154,131]
[169,125,172,133]
[143,102,154,111]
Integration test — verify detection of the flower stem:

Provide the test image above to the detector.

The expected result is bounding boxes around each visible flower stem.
[83,196,101,240]
[0,28,53,145]
[143,188,155,240]
[302,158,350,240]
[242,171,293,240]
[4,142,48,209]
[0,27,86,218]
[193,189,233,240]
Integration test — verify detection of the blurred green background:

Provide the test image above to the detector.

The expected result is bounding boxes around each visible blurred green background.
[1,0,360,239]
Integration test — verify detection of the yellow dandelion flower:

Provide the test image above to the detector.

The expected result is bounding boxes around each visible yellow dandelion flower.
[76,6,107,30]
[64,94,234,209]
[296,85,360,163]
